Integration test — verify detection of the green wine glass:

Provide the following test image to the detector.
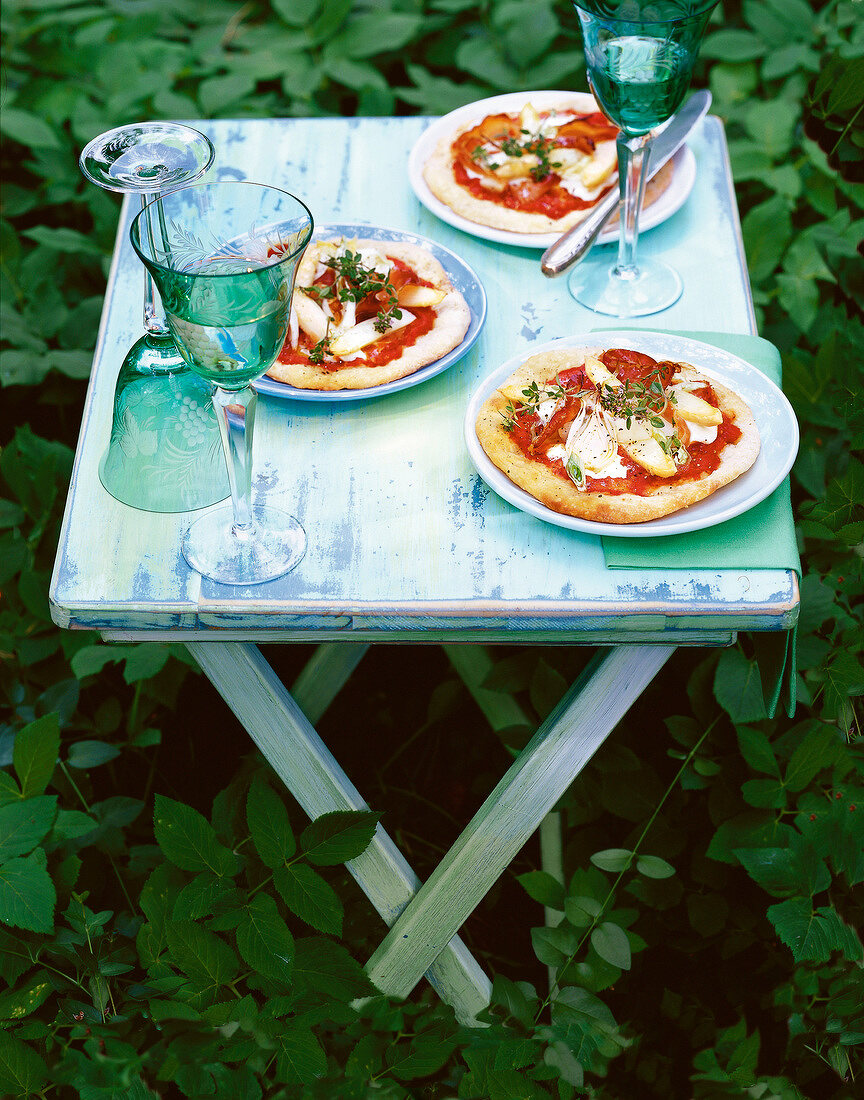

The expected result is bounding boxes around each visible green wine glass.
[569,0,718,317]
[80,121,231,511]
[131,182,313,585]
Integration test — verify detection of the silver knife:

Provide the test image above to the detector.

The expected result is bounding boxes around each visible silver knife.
[540,89,712,278]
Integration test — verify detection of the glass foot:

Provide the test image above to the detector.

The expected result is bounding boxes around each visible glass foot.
[182,505,307,585]
[568,253,683,318]
[99,333,230,512]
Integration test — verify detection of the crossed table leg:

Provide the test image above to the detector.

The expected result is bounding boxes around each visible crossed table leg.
[187,641,675,1023]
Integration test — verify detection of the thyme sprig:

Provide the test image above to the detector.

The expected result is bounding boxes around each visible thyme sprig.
[473,127,562,182]
[593,366,686,457]
[309,250,403,334]
[500,376,585,432]
[308,320,331,365]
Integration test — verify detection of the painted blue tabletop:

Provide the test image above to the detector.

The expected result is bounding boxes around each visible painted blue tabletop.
[50,115,798,644]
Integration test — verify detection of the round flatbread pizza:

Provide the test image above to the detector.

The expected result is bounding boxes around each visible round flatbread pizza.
[423,97,674,236]
[267,237,471,391]
[475,346,761,524]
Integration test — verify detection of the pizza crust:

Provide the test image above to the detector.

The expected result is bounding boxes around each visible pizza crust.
[267,239,471,391]
[475,348,761,524]
[423,100,674,235]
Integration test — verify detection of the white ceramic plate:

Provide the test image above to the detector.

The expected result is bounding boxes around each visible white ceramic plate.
[255,223,486,402]
[464,331,799,538]
[408,90,697,251]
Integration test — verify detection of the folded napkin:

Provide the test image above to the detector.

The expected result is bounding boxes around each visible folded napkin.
[598,330,800,718]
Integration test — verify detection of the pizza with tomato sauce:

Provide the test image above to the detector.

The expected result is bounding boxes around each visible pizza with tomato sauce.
[475,346,760,524]
[423,98,674,235]
[266,237,471,391]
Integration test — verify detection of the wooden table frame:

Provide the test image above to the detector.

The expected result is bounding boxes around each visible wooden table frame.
[51,114,798,1025]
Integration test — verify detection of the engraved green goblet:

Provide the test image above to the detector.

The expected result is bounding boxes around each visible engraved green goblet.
[80,121,229,511]
[131,182,313,585]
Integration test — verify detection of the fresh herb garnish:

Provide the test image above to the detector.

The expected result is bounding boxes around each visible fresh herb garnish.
[473,127,562,182]
[500,375,586,433]
[322,250,402,334]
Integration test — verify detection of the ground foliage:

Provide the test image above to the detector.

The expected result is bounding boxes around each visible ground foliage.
[0,0,862,1096]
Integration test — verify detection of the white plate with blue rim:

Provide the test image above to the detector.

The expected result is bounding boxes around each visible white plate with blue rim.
[464,331,799,538]
[255,222,486,402]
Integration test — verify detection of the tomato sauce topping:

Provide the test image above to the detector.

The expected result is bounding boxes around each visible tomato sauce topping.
[279,258,437,371]
[452,110,618,217]
[506,352,742,497]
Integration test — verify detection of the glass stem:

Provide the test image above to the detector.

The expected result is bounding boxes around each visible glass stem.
[614,131,652,281]
[139,192,169,337]
[212,386,257,537]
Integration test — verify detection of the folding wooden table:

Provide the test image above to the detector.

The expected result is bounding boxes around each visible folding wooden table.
[51,114,798,1024]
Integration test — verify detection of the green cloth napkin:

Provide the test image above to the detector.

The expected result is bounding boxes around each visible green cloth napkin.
[598,330,800,718]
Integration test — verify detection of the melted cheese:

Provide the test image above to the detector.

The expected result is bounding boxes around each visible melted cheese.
[684,421,718,444]
[560,401,630,485]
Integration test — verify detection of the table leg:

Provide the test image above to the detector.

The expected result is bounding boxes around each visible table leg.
[365,645,675,1002]
[186,641,491,1024]
[289,642,369,725]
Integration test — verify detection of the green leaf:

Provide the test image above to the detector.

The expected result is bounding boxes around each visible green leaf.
[0,1032,48,1097]
[564,895,603,927]
[701,29,767,62]
[591,922,631,970]
[247,778,295,868]
[529,659,569,720]
[67,740,120,769]
[336,12,424,59]
[736,843,830,899]
[742,195,792,282]
[299,809,381,866]
[274,863,343,935]
[517,870,565,910]
[198,73,257,116]
[387,1036,455,1081]
[590,848,632,873]
[0,971,52,1021]
[166,920,239,1000]
[0,108,60,148]
[276,1026,327,1085]
[741,777,787,809]
[635,855,675,879]
[767,898,861,963]
[173,873,228,921]
[736,726,780,777]
[714,648,767,723]
[50,809,97,842]
[0,797,58,861]
[531,923,578,967]
[13,715,59,797]
[292,937,374,999]
[745,99,799,159]
[785,724,843,791]
[544,1039,584,1088]
[154,794,240,877]
[21,226,104,255]
[490,974,536,1028]
[236,893,294,985]
[272,0,320,26]
[0,851,55,933]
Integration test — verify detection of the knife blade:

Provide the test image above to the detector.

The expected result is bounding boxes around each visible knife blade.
[540,89,712,278]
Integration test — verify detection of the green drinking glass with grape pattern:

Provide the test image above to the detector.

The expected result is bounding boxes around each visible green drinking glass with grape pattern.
[131,182,314,585]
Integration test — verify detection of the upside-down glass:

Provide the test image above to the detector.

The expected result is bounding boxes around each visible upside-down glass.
[80,122,229,511]
[131,182,314,585]
[569,0,718,317]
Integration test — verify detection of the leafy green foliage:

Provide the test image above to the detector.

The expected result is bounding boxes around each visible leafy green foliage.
[1,0,862,1096]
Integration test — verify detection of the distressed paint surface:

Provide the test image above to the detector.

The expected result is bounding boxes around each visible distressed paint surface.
[50,116,794,638]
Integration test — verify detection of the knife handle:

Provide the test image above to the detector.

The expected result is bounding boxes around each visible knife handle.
[540,191,619,278]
